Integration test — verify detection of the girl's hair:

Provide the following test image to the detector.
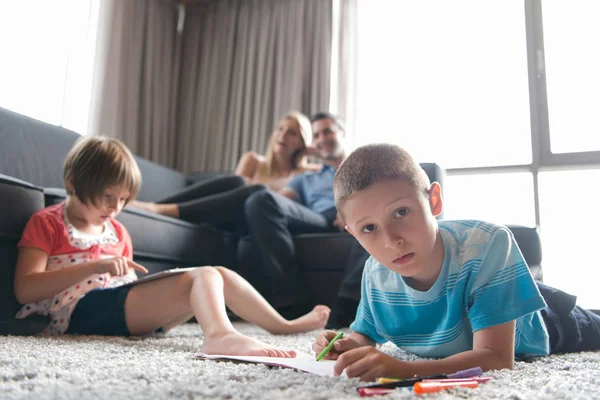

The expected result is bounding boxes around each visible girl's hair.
[261,111,312,178]
[63,136,142,206]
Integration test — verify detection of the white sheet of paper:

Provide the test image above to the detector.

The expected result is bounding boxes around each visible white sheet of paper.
[197,353,340,377]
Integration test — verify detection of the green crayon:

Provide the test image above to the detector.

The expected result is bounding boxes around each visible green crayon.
[316,331,344,361]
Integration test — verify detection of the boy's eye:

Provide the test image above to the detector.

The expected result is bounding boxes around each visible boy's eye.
[361,224,376,233]
[394,208,408,218]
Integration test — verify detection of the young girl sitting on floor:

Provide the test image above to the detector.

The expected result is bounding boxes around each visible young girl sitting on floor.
[14,136,329,357]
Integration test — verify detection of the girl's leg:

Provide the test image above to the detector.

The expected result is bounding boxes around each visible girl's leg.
[124,267,298,357]
[213,266,330,334]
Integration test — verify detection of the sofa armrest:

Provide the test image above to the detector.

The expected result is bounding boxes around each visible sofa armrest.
[44,187,67,206]
[505,225,543,281]
[0,174,45,328]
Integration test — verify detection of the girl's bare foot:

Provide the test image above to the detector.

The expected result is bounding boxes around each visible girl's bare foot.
[200,331,297,358]
[269,305,331,334]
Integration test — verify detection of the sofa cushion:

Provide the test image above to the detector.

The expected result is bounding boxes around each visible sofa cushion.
[134,157,189,202]
[0,107,78,189]
[116,208,238,271]
[0,107,189,204]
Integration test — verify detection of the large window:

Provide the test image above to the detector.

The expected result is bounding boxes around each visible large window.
[0,0,100,135]
[355,0,532,169]
[352,0,600,308]
[543,2,600,154]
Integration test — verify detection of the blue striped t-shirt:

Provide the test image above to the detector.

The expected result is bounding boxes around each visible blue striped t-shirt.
[350,220,550,358]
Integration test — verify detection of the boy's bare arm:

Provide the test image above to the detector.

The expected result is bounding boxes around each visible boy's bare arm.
[398,320,515,375]
[334,321,515,381]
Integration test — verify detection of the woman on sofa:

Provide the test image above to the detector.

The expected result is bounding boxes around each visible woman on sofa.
[130,111,319,225]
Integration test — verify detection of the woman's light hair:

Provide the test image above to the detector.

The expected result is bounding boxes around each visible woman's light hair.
[261,111,312,178]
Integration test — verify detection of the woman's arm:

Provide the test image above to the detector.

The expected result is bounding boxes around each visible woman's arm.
[234,152,261,183]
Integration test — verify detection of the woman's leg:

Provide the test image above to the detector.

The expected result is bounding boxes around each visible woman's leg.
[128,175,247,219]
[176,184,267,224]
[130,181,266,225]
[158,175,247,204]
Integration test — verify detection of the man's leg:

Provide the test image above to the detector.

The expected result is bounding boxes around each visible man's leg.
[327,238,370,329]
[244,189,334,316]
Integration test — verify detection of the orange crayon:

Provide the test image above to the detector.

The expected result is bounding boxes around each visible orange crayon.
[413,380,478,394]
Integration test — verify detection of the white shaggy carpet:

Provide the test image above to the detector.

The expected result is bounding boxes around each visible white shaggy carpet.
[1,322,600,399]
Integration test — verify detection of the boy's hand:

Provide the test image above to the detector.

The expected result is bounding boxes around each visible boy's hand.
[334,347,409,381]
[91,257,148,276]
[312,330,363,360]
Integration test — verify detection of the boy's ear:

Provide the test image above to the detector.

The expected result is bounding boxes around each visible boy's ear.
[428,182,443,217]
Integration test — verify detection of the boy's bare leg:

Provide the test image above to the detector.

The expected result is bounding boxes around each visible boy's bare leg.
[214,266,330,334]
[124,267,296,357]
[128,200,180,218]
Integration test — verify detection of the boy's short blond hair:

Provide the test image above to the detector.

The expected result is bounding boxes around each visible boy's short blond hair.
[334,144,431,210]
[63,136,142,206]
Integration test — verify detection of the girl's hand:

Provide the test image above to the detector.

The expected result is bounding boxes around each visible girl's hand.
[334,346,409,381]
[91,257,148,276]
[312,330,363,360]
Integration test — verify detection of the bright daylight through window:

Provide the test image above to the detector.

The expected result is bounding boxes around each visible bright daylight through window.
[354,0,600,309]
[0,0,99,135]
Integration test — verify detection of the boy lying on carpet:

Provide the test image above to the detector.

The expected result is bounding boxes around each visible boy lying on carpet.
[312,144,600,381]
[13,136,330,357]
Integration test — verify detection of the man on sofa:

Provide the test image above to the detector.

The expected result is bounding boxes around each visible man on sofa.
[244,112,363,325]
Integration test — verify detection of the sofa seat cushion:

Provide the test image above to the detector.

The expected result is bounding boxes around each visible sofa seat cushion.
[116,208,238,272]
[134,157,189,202]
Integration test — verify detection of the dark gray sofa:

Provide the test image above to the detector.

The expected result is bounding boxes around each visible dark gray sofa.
[0,107,543,334]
